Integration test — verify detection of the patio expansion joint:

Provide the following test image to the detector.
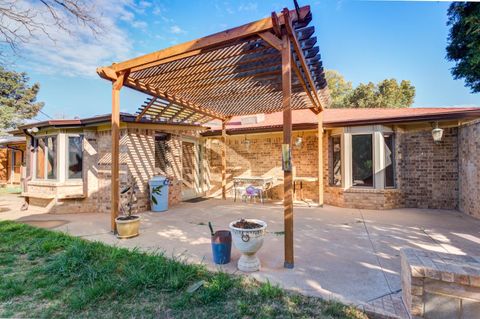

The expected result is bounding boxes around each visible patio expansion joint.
[358,209,395,295]
[418,226,452,254]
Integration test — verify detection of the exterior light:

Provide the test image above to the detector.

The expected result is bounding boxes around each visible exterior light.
[295,136,303,148]
[431,122,443,143]
[243,135,251,151]
[27,127,39,134]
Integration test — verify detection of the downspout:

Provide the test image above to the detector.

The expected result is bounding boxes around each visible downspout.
[22,129,36,210]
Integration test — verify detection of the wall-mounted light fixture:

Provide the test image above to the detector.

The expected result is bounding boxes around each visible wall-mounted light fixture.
[295,131,304,148]
[431,122,443,143]
[27,127,39,134]
[295,136,303,148]
[243,135,251,151]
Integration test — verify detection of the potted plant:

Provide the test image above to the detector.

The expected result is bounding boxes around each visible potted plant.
[229,218,267,272]
[115,183,140,239]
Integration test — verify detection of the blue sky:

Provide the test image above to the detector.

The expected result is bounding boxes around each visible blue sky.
[14,0,480,121]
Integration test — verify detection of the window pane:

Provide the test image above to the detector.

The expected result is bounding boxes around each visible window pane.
[36,138,45,179]
[384,134,395,187]
[68,136,83,179]
[352,134,373,187]
[46,136,57,180]
[330,136,341,186]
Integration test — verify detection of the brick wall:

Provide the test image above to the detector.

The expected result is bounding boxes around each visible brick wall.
[205,131,319,201]
[25,126,198,214]
[458,120,480,219]
[397,127,458,210]
[0,148,7,184]
[324,127,459,210]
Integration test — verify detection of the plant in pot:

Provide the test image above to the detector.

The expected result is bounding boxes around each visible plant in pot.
[229,218,267,272]
[115,183,140,239]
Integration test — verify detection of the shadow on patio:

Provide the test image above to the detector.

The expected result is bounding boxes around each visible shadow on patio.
[3,195,480,317]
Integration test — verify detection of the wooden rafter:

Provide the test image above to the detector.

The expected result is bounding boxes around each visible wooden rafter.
[135,97,158,121]
[104,6,311,73]
[283,9,323,111]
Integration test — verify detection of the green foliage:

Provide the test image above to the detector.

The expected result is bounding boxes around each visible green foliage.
[0,67,43,134]
[326,70,353,108]
[151,184,163,205]
[0,221,368,318]
[446,3,480,93]
[325,70,415,108]
[258,280,283,299]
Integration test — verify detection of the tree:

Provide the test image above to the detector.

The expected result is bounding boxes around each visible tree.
[0,0,101,55]
[325,70,416,108]
[0,66,43,134]
[446,3,480,93]
[325,70,353,108]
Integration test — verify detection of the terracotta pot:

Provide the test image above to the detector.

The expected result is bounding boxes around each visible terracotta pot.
[229,219,267,272]
[115,216,140,239]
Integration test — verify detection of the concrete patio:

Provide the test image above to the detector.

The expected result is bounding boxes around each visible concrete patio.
[1,193,479,318]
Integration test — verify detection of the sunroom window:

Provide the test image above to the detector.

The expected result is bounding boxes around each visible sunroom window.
[329,135,341,186]
[384,133,395,188]
[352,134,373,187]
[67,135,83,179]
[35,136,57,180]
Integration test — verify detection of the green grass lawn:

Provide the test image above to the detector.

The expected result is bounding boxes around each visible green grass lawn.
[0,221,367,319]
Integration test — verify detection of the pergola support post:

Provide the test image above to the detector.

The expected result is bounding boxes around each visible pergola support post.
[318,112,324,207]
[221,120,227,200]
[111,72,127,233]
[282,34,294,269]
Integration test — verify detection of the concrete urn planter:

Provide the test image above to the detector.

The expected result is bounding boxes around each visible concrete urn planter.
[229,219,267,272]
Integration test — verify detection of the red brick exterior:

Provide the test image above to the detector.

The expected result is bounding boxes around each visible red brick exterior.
[458,120,480,219]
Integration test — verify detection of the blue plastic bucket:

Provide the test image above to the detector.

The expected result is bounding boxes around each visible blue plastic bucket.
[211,230,232,264]
[149,176,169,212]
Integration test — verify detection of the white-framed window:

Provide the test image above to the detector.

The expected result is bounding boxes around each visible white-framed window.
[67,135,84,179]
[34,135,58,180]
[32,133,84,182]
[329,135,342,186]
[328,126,396,190]
[383,133,395,188]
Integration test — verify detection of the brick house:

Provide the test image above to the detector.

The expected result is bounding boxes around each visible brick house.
[204,107,480,219]
[14,107,480,219]
[16,114,206,214]
[0,136,26,186]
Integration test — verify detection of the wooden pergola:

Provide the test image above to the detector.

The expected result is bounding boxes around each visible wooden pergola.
[97,5,330,269]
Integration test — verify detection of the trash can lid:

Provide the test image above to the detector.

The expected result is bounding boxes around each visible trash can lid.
[149,176,168,183]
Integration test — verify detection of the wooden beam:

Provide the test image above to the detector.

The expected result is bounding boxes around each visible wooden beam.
[258,31,283,51]
[124,78,226,120]
[97,66,118,81]
[135,97,157,121]
[282,34,294,269]
[271,12,282,37]
[318,111,324,207]
[104,6,311,73]
[292,58,318,114]
[283,9,323,111]
[221,120,227,200]
[111,71,127,233]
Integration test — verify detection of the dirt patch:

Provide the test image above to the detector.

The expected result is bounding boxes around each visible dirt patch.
[232,219,262,229]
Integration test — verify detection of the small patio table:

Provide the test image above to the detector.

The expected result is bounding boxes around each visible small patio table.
[233,176,274,203]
